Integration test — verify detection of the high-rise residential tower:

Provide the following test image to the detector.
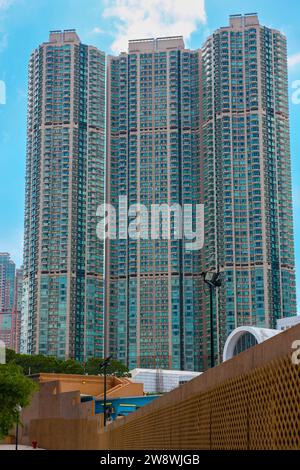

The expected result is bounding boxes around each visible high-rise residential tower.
[0,253,16,348]
[200,14,297,369]
[21,30,106,360]
[13,266,23,352]
[20,15,296,371]
[106,37,202,370]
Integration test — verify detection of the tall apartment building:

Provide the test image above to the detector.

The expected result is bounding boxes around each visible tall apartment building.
[106,37,202,370]
[0,253,16,348]
[13,266,23,352]
[20,15,296,370]
[200,14,296,369]
[21,30,106,360]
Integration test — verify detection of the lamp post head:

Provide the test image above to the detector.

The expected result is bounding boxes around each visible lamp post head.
[99,356,113,370]
[202,270,222,287]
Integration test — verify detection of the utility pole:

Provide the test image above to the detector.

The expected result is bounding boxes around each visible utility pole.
[99,356,112,426]
[201,271,222,368]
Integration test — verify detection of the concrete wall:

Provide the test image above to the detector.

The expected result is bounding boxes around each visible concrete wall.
[19,373,143,446]
[29,416,104,450]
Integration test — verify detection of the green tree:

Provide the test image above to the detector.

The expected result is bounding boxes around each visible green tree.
[5,349,128,377]
[85,358,129,377]
[0,363,38,439]
[56,358,84,375]
[5,349,84,375]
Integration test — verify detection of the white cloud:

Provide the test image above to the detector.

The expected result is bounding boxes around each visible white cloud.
[0,0,14,51]
[288,52,300,68]
[103,0,206,53]
[0,0,13,9]
[91,26,104,35]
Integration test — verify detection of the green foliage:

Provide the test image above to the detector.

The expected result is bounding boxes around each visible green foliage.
[85,358,129,377]
[0,363,38,439]
[5,349,84,375]
[0,352,129,439]
[57,359,84,375]
[5,349,129,377]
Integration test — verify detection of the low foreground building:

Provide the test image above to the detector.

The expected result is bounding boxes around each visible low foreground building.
[18,373,146,449]
[130,368,202,393]
[277,315,300,330]
[222,326,280,362]
[223,316,300,361]
[16,324,300,449]
[93,395,159,421]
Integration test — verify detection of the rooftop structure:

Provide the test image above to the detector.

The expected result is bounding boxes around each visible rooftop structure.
[128,36,185,53]
[276,315,300,330]
[130,368,202,393]
[222,326,280,362]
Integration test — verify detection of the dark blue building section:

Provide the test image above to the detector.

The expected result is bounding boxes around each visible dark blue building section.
[81,395,159,421]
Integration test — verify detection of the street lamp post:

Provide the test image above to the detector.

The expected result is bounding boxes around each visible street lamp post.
[201,271,222,368]
[99,356,112,427]
[15,405,22,450]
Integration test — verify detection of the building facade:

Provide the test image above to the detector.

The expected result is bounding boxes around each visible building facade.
[200,14,296,369]
[12,266,23,352]
[276,315,300,330]
[106,15,296,372]
[222,325,280,361]
[106,37,202,370]
[19,16,297,370]
[0,253,16,348]
[21,30,106,360]
[130,368,201,393]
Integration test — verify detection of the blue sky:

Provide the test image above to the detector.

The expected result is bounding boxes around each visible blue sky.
[0,0,299,307]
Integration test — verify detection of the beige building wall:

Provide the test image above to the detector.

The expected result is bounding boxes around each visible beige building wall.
[18,373,143,447]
